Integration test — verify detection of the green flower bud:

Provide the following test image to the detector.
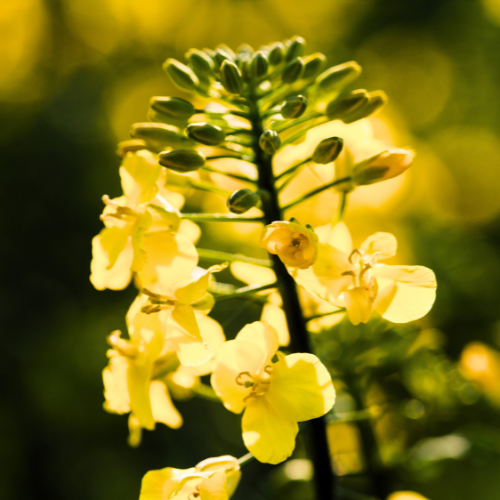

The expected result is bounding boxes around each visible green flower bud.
[150,96,195,120]
[116,139,147,157]
[221,60,243,94]
[303,53,327,80]
[163,59,199,91]
[282,57,304,84]
[186,49,214,76]
[281,95,308,119]
[312,137,344,164]
[226,188,260,214]
[325,90,368,120]
[215,48,233,68]
[352,148,413,185]
[259,130,281,155]
[216,44,236,60]
[251,52,269,79]
[342,91,388,124]
[237,43,254,57]
[130,123,192,152]
[285,36,306,62]
[316,61,362,93]
[186,122,226,146]
[147,110,188,129]
[159,149,205,173]
[268,42,285,65]
[202,47,216,58]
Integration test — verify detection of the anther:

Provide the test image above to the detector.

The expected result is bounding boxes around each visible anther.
[348,249,362,264]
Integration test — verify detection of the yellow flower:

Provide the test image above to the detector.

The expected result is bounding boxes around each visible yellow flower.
[139,456,241,500]
[292,228,437,325]
[260,220,319,269]
[103,326,183,447]
[211,321,335,464]
[90,150,184,291]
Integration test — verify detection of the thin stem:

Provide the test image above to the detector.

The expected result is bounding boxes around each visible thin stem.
[201,164,257,184]
[181,213,264,223]
[274,111,323,133]
[281,116,328,146]
[306,308,346,322]
[196,248,272,267]
[275,157,312,181]
[283,177,352,211]
[248,89,336,500]
[326,406,382,424]
[189,180,231,197]
[214,282,277,301]
[334,192,349,224]
[237,453,255,467]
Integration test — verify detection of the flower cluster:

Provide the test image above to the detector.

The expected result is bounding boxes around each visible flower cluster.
[91,36,437,499]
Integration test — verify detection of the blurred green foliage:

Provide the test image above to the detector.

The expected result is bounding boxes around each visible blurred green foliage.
[3,0,500,499]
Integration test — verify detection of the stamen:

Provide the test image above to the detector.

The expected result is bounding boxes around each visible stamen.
[348,249,362,264]
[359,264,372,283]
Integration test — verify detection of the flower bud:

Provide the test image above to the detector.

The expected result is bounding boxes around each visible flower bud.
[215,48,233,68]
[150,96,195,120]
[130,123,192,152]
[251,51,269,79]
[221,60,243,94]
[187,122,226,146]
[312,137,344,164]
[268,42,285,65]
[281,95,307,119]
[285,36,306,62]
[316,61,362,93]
[186,48,214,76]
[226,189,260,214]
[326,90,368,120]
[216,44,236,60]
[159,149,205,173]
[342,91,387,123]
[282,57,304,84]
[237,43,254,58]
[163,59,199,91]
[259,130,281,155]
[352,148,414,186]
[116,139,147,157]
[303,52,327,80]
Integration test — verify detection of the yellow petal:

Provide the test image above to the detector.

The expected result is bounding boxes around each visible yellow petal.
[266,353,335,422]
[170,304,201,340]
[175,269,212,304]
[230,262,276,286]
[292,243,353,303]
[178,219,201,244]
[236,321,279,372]
[360,232,397,260]
[120,151,161,208]
[99,226,129,269]
[242,397,298,464]
[211,340,266,414]
[139,467,194,500]
[103,354,130,414]
[127,363,155,430]
[343,287,375,325]
[200,470,228,500]
[138,231,198,295]
[90,233,133,290]
[261,303,290,346]
[196,456,240,498]
[314,222,352,255]
[150,380,183,429]
[373,265,437,323]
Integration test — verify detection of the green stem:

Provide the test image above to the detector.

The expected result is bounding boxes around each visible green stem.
[275,157,312,181]
[196,248,272,267]
[334,192,349,224]
[248,91,336,500]
[281,116,328,146]
[192,383,221,402]
[214,282,277,301]
[274,111,324,133]
[201,164,257,184]
[306,309,346,322]
[181,213,264,223]
[283,177,352,211]
[189,180,231,197]
[237,453,255,467]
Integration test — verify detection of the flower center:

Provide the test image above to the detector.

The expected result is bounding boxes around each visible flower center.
[342,249,380,289]
[188,485,201,500]
[235,366,273,402]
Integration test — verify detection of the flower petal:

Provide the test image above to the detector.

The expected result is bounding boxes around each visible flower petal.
[343,287,375,325]
[103,354,130,414]
[200,470,228,500]
[150,380,182,429]
[236,321,279,373]
[360,232,397,260]
[373,265,437,323]
[211,340,266,414]
[266,353,335,422]
[261,303,290,346]
[230,262,276,286]
[242,397,298,464]
[314,222,352,255]
[139,467,195,500]
[170,304,201,341]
